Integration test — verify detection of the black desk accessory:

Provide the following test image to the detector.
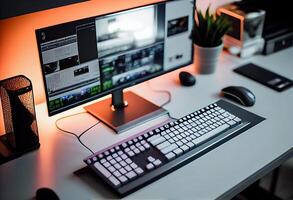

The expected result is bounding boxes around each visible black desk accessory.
[179,71,196,86]
[234,63,292,92]
[36,187,60,200]
[221,86,255,106]
[0,75,40,165]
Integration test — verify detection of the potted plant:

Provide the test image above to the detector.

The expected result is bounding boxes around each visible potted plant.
[191,7,231,74]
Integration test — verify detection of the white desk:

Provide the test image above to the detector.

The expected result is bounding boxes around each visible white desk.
[0,48,292,200]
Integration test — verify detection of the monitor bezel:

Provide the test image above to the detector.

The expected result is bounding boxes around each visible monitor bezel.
[35,0,195,116]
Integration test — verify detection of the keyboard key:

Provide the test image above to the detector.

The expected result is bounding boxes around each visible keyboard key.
[121,154,127,159]
[107,156,113,161]
[176,141,183,146]
[115,157,122,162]
[120,161,127,167]
[169,138,175,143]
[147,156,155,162]
[128,140,133,145]
[234,117,241,123]
[181,145,189,152]
[109,176,120,187]
[119,168,127,175]
[149,136,166,146]
[138,146,145,152]
[143,143,151,149]
[133,148,140,154]
[125,171,137,180]
[161,144,177,154]
[114,163,122,169]
[125,166,132,172]
[103,161,111,168]
[94,162,111,178]
[141,140,146,144]
[118,175,128,183]
[130,163,138,169]
[146,163,154,170]
[173,148,183,156]
[113,171,121,177]
[127,151,135,157]
[135,167,144,175]
[186,142,195,148]
[126,158,132,164]
[227,120,237,126]
[135,143,141,147]
[153,159,162,167]
[108,166,116,172]
[192,124,230,145]
[165,152,176,160]
[156,141,171,150]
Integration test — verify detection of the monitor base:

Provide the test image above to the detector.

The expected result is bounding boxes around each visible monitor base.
[84,91,168,133]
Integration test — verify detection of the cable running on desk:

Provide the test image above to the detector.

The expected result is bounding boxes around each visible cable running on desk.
[147,81,177,121]
[55,83,175,154]
[55,112,100,154]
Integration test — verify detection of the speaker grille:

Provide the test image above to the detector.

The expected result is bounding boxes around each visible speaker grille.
[0,75,39,151]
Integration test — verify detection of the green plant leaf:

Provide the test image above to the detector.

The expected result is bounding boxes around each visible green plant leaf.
[192,6,232,47]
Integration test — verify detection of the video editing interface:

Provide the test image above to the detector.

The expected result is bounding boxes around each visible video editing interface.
[36,0,194,115]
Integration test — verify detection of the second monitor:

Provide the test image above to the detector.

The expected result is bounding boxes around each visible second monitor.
[36,0,195,132]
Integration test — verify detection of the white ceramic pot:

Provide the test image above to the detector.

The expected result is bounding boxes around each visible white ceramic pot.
[194,43,223,74]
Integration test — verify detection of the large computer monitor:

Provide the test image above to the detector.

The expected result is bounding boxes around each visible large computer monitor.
[36,0,195,132]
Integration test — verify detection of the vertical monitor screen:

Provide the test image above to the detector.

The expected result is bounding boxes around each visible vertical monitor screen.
[36,0,195,115]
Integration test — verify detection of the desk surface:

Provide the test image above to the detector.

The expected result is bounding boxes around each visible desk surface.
[1,48,293,200]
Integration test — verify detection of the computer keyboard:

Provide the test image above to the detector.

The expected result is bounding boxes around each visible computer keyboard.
[83,100,264,196]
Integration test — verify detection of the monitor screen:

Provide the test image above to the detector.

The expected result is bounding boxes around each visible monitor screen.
[36,0,195,116]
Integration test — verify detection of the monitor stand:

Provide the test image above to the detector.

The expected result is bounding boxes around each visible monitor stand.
[84,90,168,133]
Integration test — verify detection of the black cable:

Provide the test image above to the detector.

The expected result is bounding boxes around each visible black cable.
[55,83,176,153]
[55,112,99,154]
[147,81,177,121]
[167,112,177,121]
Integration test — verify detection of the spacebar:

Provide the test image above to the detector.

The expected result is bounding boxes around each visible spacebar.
[193,124,230,146]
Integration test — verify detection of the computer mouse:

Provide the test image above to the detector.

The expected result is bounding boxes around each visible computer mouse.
[221,86,255,106]
[179,71,196,86]
[36,187,60,200]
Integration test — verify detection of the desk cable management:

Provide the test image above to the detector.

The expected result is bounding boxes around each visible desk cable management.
[55,82,177,154]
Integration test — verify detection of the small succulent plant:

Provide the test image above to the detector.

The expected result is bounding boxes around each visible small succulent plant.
[192,6,231,47]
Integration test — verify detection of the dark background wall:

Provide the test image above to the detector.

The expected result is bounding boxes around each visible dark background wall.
[0,0,88,19]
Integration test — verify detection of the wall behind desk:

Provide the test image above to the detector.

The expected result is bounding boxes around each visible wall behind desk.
[0,0,235,134]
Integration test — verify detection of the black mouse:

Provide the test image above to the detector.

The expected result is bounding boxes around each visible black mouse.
[179,71,196,86]
[221,86,255,106]
[36,187,60,200]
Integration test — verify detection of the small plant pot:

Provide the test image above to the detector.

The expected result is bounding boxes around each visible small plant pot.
[194,43,223,74]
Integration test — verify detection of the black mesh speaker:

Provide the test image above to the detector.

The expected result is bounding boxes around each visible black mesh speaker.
[0,75,40,164]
